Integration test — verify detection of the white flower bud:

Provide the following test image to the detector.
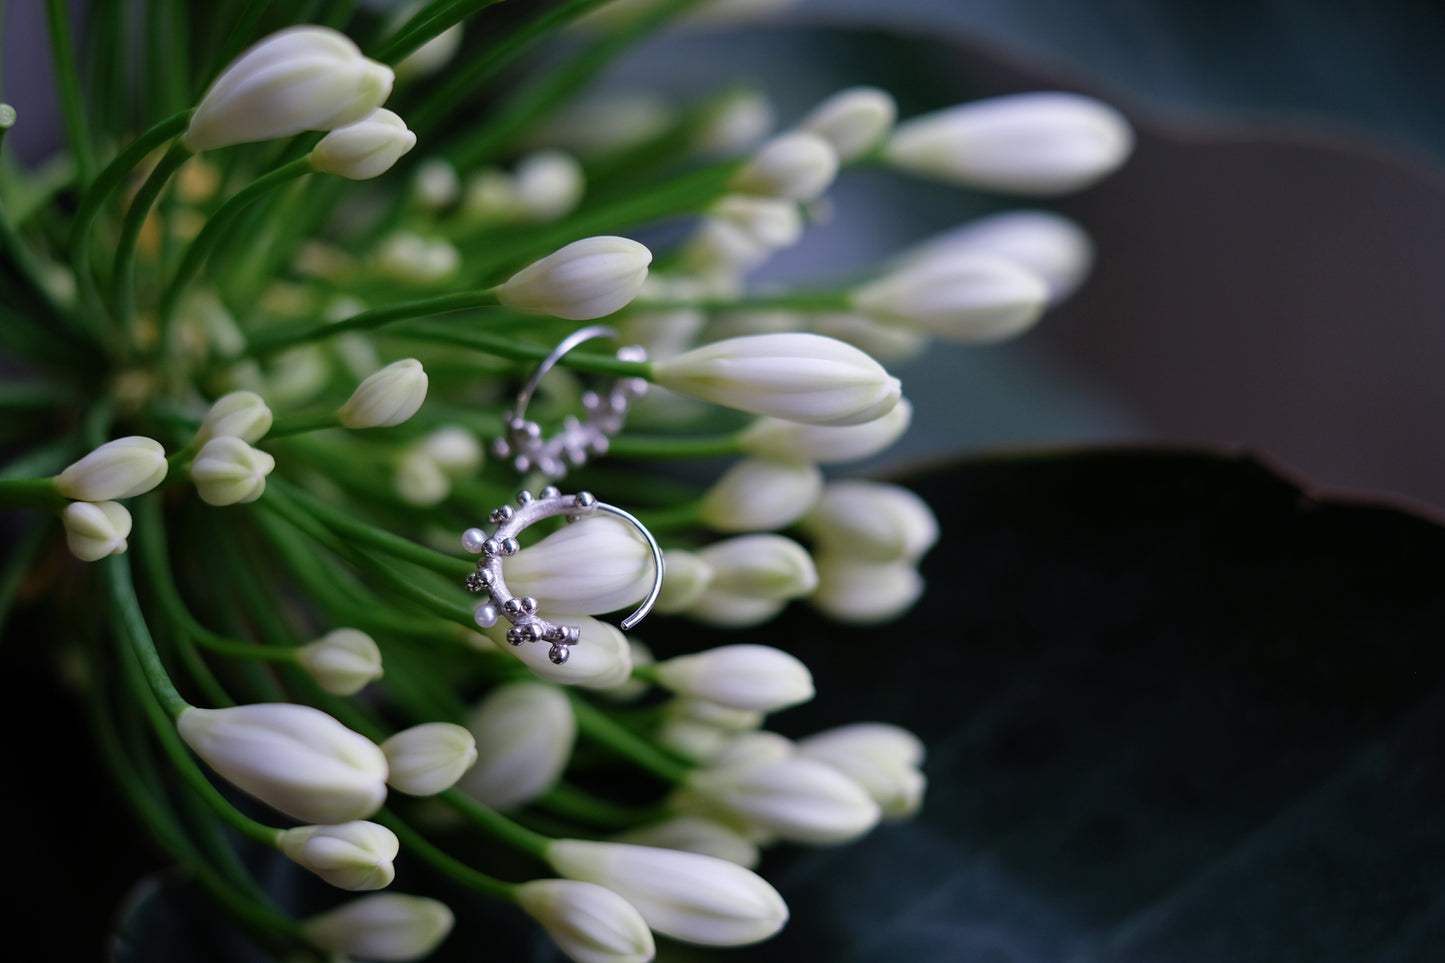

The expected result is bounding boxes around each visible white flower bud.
[656,716,733,763]
[516,879,655,963]
[852,253,1049,343]
[810,554,924,624]
[683,591,784,629]
[189,436,275,506]
[497,236,652,321]
[797,723,927,820]
[801,480,938,562]
[596,636,654,703]
[681,219,773,276]
[617,308,706,361]
[740,398,912,465]
[56,436,167,501]
[732,132,838,201]
[505,515,654,616]
[393,449,449,506]
[653,333,901,426]
[699,458,822,533]
[176,703,388,823]
[381,722,477,796]
[302,893,453,962]
[61,500,131,562]
[547,839,788,946]
[710,195,804,250]
[184,26,394,153]
[678,756,880,845]
[655,644,814,713]
[297,628,384,695]
[673,698,764,733]
[458,682,575,810]
[339,359,427,428]
[413,157,460,210]
[884,91,1134,195]
[311,108,417,180]
[809,312,928,365]
[711,730,794,769]
[797,86,896,162]
[615,817,760,868]
[194,390,273,445]
[901,210,1094,303]
[372,232,460,283]
[421,426,481,475]
[697,534,818,601]
[692,88,775,155]
[487,614,633,689]
[278,820,399,891]
[396,22,463,80]
[513,150,585,223]
[654,549,712,614]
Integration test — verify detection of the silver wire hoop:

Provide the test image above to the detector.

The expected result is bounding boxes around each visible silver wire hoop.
[461,486,665,664]
[492,325,649,479]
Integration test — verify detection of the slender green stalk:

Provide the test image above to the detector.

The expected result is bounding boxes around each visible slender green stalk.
[266,410,342,438]
[440,788,552,859]
[105,551,191,717]
[395,322,656,380]
[0,476,66,511]
[112,142,191,339]
[633,499,703,533]
[245,289,503,356]
[375,0,502,65]
[44,0,95,184]
[569,694,692,783]
[537,782,666,830]
[375,810,519,900]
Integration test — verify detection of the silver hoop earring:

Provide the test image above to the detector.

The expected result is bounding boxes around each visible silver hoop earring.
[462,487,665,664]
[492,324,648,479]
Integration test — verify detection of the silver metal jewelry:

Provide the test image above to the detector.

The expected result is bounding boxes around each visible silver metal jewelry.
[492,324,648,479]
[461,487,665,664]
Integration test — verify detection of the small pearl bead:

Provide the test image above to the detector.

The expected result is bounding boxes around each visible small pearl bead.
[473,603,498,628]
[461,528,487,554]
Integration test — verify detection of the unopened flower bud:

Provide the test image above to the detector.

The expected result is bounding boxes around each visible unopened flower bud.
[61,500,131,562]
[459,682,575,810]
[811,554,924,624]
[902,209,1094,303]
[373,232,460,283]
[497,236,652,321]
[797,723,927,819]
[339,359,427,428]
[711,730,794,769]
[654,549,713,614]
[517,879,655,963]
[396,22,463,80]
[56,436,167,501]
[547,839,788,946]
[656,644,813,713]
[513,150,585,222]
[177,703,388,823]
[194,390,273,445]
[797,86,896,162]
[678,756,880,845]
[809,312,928,365]
[190,436,275,506]
[801,480,938,562]
[413,157,460,210]
[505,515,654,616]
[710,195,804,250]
[615,817,760,868]
[278,821,399,890]
[692,88,775,155]
[417,427,480,476]
[852,254,1049,343]
[740,398,912,465]
[487,614,633,689]
[297,628,383,695]
[381,722,477,796]
[184,26,394,153]
[311,108,416,179]
[654,333,901,426]
[697,535,818,601]
[732,132,838,201]
[393,449,449,506]
[699,458,822,533]
[302,893,453,962]
[884,91,1134,195]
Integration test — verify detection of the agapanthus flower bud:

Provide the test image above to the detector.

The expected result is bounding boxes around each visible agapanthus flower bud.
[852,254,1049,343]
[678,756,881,845]
[297,628,384,695]
[194,390,273,445]
[546,839,788,946]
[497,236,652,321]
[413,157,460,210]
[901,209,1094,303]
[673,698,764,733]
[56,436,167,501]
[711,730,794,769]
[302,893,454,962]
[176,703,388,823]
[801,480,938,562]
[487,614,633,689]
[797,723,927,820]
[740,398,912,464]
[393,448,449,506]
[61,500,131,562]
[517,879,655,963]
[692,88,775,155]
[654,549,713,614]
[653,333,901,426]
[810,554,924,624]
[656,715,734,763]
[381,722,477,796]
[697,534,818,601]
[797,86,896,162]
[699,458,823,533]
[655,644,814,713]
[372,232,460,282]
[396,21,463,80]
[710,195,804,250]
[884,91,1134,195]
[732,132,838,202]
[189,436,275,506]
[458,682,575,810]
[278,820,399,891]
[311,108,417,179]
[339,359,427,428]
[615,817,760,868]
[505,516,654,616]
[184,26,394,153]
[513,150,586,223]
[809,312,928,365]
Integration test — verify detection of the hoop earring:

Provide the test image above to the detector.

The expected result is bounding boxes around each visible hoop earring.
[492,324,648,479]
[462,488,665,664]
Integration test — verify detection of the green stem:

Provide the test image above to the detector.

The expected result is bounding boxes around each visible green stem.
[569,694,692,783]
[266,410,342,438]
[396,322,656,380]
[608,431,746,460]
[245,289,502,357]
[376,0,503,65]
[439,787,552,859]
[112,142,192,341]
[537,782,666,830]
[44,0,95,184]
[633,500,703,533]
[375,810,518,900]
[0,476,66,511]
[104,551,191,718]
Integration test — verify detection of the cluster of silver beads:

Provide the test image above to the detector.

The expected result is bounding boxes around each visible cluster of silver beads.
[462,487,600,664]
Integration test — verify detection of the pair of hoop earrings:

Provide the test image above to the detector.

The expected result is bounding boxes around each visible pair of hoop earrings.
[462,326,663,665]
